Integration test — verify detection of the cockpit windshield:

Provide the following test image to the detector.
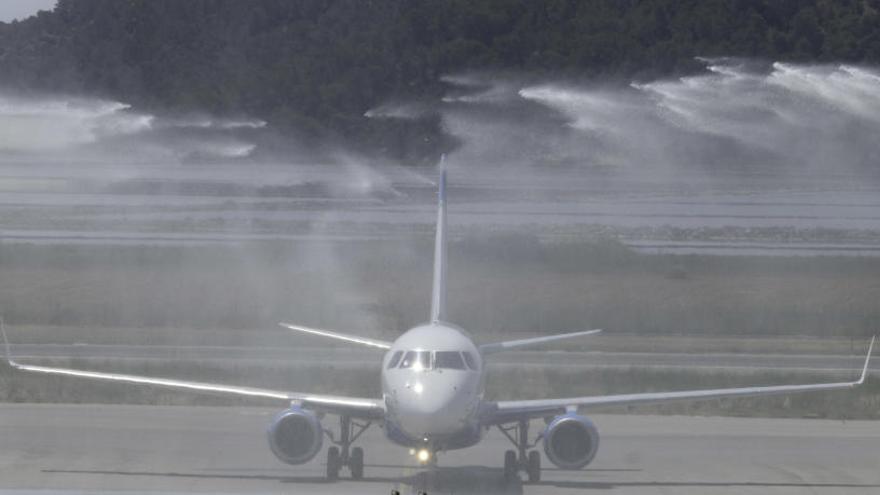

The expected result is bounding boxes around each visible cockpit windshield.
[462,351,478,370]
[435,351,465,370]
[396,350,476,371]
[399,350,431,371]
[386,350,403,369]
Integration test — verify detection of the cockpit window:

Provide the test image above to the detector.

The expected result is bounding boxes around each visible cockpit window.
[435,351,465,370]
[400,350,431,371]
[386,351,403,369]
[396,350,477,371]
[462,351,479,370]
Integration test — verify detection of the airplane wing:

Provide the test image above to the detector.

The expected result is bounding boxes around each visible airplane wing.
[479,329,602,355]
[280,322,392,350]
[2,322,384,419]
[488,336,874,425]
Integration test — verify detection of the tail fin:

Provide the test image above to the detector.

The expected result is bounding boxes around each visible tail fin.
[430,158,448,323]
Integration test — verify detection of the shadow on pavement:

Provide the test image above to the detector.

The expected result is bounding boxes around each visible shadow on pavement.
[43,466,522,495]
[44,467,880,493]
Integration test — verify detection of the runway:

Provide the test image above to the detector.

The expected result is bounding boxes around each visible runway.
[4,158,880,256]
[0,404,877,494]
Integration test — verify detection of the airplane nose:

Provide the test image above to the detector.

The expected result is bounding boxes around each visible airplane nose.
[405,380,454,411]
[398,375,467,435]
[411,387,451,415]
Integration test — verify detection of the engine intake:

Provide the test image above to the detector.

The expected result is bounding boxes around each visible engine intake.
[542,414,600,470]
[267,407,323,465]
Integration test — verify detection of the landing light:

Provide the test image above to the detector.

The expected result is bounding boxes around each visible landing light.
[417,449,431,463]
[413,382,424,394]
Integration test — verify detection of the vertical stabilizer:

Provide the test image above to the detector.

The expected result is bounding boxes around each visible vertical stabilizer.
[430,158,448,323]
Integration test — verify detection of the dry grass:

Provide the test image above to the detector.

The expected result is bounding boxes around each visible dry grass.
[1,238,879,341]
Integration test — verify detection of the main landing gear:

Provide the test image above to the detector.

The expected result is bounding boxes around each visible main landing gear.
[324,415,371,480]
[498,419,541,483]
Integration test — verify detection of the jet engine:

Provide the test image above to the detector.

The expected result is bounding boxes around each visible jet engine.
[542,414,600,470]
[267,407,324,465]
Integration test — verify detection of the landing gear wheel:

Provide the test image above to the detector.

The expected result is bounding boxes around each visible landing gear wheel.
[350,446,364,479]
[527,450,541,482]
[503,449,518,481]
[326,446,341,480]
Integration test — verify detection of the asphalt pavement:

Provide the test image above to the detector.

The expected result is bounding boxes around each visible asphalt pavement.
[0,404,878,494]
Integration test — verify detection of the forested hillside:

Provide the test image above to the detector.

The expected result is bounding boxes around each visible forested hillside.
[2,0,880,160]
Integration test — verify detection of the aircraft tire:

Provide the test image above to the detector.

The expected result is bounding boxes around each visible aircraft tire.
[503,450,517,480]
[527,450,541,482]
[326,446,340,480]
[350,446,364,479]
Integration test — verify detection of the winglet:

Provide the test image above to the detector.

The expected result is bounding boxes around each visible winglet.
[1,316,18,368]
[430,156,448,323]
[857,335,875,385]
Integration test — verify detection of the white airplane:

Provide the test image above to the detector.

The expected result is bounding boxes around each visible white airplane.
[1,166,875,483]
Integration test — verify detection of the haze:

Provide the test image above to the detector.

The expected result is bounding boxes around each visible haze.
[0,0,55,22]
[1,2,879,494]
[3,59,880,255]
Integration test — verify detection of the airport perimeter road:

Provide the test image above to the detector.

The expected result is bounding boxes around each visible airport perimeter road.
[0,404,878,495]
[8,344,879,374]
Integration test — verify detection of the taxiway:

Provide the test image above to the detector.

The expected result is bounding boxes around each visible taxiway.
[0,404,877,494]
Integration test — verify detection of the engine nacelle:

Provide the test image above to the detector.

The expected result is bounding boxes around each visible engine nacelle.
[266,407,323,465]
[542,414,600,470]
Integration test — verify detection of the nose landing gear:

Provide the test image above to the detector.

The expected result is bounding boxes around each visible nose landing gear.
[498,419,542,483]
[324,415,371,480]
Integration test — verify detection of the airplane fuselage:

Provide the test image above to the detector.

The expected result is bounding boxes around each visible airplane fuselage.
[381,322,486,452]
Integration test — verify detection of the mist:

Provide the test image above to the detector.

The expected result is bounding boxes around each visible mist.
[0,91,268,161]
[2,59,880,295]
[423,60,880,186]
[5,58,880,192]
[3,2,880,491]
[2,59,880,344]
